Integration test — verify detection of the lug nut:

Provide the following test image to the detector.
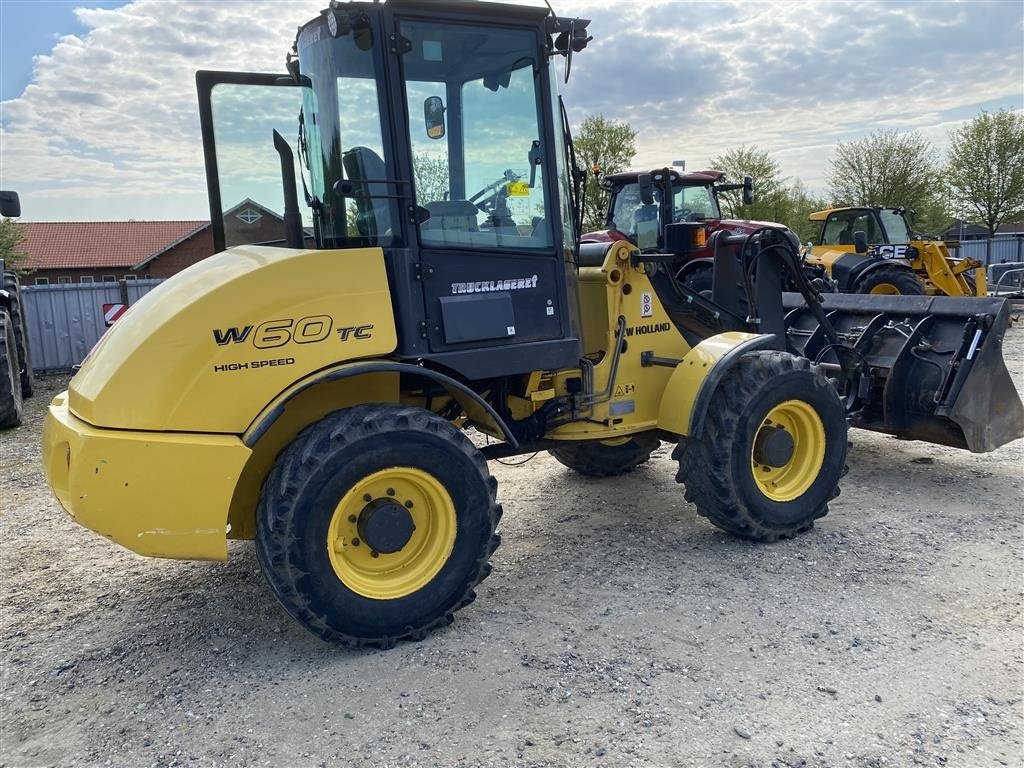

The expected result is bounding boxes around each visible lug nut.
[404,500,414,509]
[386,488,396,496]
[348,514,357,523]
[371,551,379,558]
[352,538,360,546]
[363,494,372,502]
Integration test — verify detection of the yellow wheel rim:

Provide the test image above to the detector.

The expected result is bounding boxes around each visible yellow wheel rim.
[869,283,900,295]
[751,400,826,502]
[599,437,631,447]
[326,467,457,600]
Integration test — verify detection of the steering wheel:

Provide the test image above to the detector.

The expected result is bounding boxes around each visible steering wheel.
[672,207,694,222]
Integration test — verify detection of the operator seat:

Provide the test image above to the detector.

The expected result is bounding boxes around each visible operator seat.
[422,200,480,242]
[342,146,392,238]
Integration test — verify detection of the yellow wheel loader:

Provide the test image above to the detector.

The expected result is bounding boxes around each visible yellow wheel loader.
[806,206,986,297]
[41,0,1024,648]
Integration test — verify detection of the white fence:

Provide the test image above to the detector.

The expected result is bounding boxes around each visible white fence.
[21,280,165,372]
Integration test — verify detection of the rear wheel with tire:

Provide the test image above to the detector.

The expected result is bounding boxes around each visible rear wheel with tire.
[0,308,24,428]
[674,350,848,541]
[256,404,501,648]
[3,271,34,398]
[856,266,923,296]
[549,432,660,477]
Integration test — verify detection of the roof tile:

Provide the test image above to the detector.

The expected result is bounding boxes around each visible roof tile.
[17,221,208,270]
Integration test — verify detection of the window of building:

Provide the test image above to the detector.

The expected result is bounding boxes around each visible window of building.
[236,208,262,224]
[80,276,94,283]
[35,277,49,285]
[123,274,137,281]
[58,276,72,284]
[102,275,116,282]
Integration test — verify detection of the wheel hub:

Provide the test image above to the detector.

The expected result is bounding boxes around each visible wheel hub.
[358,499,415,554]
[752,425,795,468]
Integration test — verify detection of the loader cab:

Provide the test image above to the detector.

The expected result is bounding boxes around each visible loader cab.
[816,207,912,247]
[196,0,590,380]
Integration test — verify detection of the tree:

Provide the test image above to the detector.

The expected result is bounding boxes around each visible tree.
[412,151,450,204]
[573,115,638,231]
[0,219,26,273]
[781,180,829,244]
[826,129,940,214]
[710,145,788,222]
[946,110,1024,237]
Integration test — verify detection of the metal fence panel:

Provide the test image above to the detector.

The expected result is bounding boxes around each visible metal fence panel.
[952,237,1024,266]
[21,280,165,372]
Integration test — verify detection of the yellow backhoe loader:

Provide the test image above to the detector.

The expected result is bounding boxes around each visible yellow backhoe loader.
[806,206,986,296]
[41,0,1023,647]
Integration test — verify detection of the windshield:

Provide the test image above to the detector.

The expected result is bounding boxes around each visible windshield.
[879,209,911,243]
[399,20,553,251]
[298,16,400,248]
[609,182,720,248]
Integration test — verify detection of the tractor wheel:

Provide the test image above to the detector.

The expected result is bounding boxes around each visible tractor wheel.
[0,308,24,429]
[3,271,34,398]
[256,404,500,648]
[680,266,713,298]
[674,350,847,541]
[856,266,923,296]
[549,433,660,477]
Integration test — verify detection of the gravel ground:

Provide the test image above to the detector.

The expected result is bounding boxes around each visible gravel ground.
[2,329,1022,768]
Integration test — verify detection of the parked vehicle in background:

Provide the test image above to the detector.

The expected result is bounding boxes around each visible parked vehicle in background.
[806,206,986,297]
[0,191,35,428]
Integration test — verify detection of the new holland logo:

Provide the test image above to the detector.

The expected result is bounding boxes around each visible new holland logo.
[451,275,538,295]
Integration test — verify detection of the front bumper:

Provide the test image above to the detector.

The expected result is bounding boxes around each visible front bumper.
[42,392,251,560]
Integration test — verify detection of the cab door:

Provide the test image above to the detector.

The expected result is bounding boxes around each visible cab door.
[389,14,578,374]
[196,71,310,253]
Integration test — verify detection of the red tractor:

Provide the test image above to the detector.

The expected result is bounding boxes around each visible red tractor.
[584,167,796,295]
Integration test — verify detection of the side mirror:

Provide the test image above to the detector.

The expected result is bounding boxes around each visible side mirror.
[638,174,654,206]
[853,230,868,254]
[742,176,754,206]
[423,96,446,140]
[0,191,20,218]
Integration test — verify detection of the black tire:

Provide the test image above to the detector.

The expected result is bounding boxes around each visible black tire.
[0,308,24,429]
[674,350,848,541]
[549,432,660,477]
[3,271,34,398]
[680,265,713,298]
[256,404,501,648]
[855,266,923,296]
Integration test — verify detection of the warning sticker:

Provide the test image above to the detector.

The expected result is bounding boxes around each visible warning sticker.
[640,291,653,318]
[506,181,530,197]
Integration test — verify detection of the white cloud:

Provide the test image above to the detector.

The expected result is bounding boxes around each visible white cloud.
[1,0,1021,219]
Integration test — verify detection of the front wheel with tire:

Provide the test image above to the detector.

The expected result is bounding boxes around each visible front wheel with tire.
[549,432,660,477]
[856,266,923,295]
[256,404,501,648]
[0,308,23,428]
[679,265,713,299]
[674,350,848,541]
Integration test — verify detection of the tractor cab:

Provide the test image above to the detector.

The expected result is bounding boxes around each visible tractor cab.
[811,206,913,250]
[197,0,590,379]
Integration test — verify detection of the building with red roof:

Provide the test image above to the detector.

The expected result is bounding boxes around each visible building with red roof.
[17,199,284,284]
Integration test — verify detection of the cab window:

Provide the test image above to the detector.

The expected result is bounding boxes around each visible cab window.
[821,210,880,245]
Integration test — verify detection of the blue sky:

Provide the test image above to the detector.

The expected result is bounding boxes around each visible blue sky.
[0,1,128,103]
[0,0,1021,221]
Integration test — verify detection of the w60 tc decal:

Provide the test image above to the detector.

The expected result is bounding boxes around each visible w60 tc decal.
[212,316,374,349]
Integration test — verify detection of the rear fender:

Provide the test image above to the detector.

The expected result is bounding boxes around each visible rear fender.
[226,361,515,539]
[657,332,776,437]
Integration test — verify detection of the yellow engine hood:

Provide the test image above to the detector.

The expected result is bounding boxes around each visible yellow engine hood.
[69,245,397,433]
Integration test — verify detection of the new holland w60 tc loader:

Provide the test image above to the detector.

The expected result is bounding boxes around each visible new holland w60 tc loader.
[41,0,1023,647]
